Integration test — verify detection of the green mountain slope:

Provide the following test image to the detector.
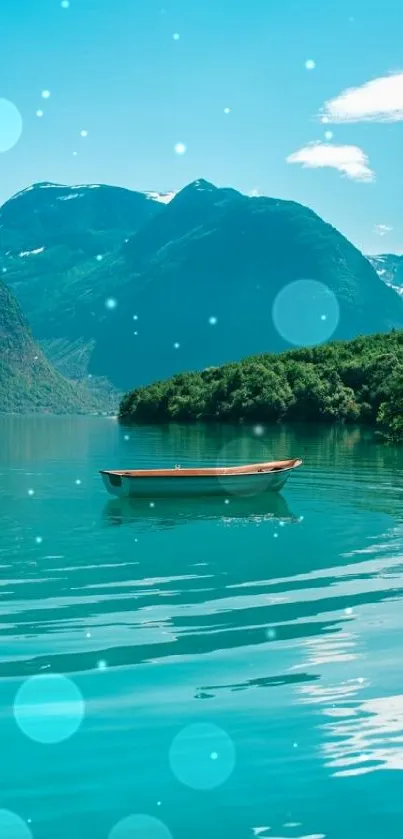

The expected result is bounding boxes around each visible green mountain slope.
[0,279,104,413]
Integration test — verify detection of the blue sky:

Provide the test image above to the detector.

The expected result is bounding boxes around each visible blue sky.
[1,0,403,253]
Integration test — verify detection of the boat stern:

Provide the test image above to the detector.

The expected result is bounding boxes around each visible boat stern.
[100,471,125,498]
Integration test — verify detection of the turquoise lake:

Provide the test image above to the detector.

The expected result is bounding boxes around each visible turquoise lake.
[1,416,403,839]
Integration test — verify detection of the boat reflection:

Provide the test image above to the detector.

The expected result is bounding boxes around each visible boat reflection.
[102,491,298,530]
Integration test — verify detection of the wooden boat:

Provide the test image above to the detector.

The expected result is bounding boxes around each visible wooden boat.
[100,458,302,499]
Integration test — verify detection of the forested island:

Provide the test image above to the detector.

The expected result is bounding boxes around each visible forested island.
[119,331,403,442]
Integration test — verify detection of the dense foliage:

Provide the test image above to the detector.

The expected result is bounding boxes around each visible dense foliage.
[119,331,403,441]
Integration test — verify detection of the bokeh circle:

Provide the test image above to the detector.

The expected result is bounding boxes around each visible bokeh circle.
[14,674,85,744]
[109,814,173,839]
[0,810,32,839]
[0,99,23,152]
[169,722,236,789]
[215,436,276,498]
[272,279,339,347]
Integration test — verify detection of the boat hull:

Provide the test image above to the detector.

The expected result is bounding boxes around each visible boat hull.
[101,468,293,499]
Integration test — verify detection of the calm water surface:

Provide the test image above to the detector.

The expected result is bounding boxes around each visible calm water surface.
[1,417,403,839]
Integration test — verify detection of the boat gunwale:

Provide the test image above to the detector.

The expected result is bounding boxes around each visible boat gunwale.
[100,458,303,480]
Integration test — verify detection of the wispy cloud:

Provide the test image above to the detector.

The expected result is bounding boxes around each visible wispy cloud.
[374,224,393,236]
[321,72,403,123]
[286,142,374,182]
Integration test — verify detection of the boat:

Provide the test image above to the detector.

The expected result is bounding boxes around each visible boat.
[100,458,302,499]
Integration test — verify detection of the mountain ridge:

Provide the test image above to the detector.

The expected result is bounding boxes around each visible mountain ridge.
[1,178,403,396]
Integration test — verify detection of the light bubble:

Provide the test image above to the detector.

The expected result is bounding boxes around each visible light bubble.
[61,0,70,7]
[0,99,23,153]
[172,32,180,40]
[305,59,316,70]
[273,532,279,538]
[41,90,51,99]
[224,107,231,114]
[105,297,117,310]
[73,151,78,156]
[0,810,32,839]
[96,254,103,261]
[14,674,84,744]
[133,314,138,320]
[169,722,235,790]
[80,129,88,137]
[109,814,173,839]
[28,489,34,496]
[149,502,155,508]
[325,130,333,140]
[35,536,43,544]
[272,279,339,347]
[253,424,265,437]
[208,316,217,326]
[2,267,7,273]
[75,479,81,485]
[97,659,107,670]
[345,607,353,615]
[266,628,276,640]
[173,342,180,349]
[36,109,44,118]
[174,142,187,155]
[124,434,130,441]
[216,437,270,498]
[86,631,91,638]
[224,498,230,505]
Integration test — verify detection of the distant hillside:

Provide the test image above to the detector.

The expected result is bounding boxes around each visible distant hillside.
[368,254,403,298]
[2,179,403,392]
[119,330,403,441]
[0,279,108,414]
[0,181,164,378]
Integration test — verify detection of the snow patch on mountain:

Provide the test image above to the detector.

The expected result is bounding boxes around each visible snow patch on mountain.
[19,247,45,257]
[57,193,85,201]
[145,191,176,204]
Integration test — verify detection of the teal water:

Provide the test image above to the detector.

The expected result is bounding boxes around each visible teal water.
[1,417,403,839]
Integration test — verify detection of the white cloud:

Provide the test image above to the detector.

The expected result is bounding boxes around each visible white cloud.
[286,142,374,182]
[321,72,403,123]
[374,224,393,236]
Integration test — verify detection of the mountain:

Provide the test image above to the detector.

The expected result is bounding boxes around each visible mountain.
[368,254,403,298]
[2,178,403,392]
[0,181,165,377]
[0,279,100,413]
